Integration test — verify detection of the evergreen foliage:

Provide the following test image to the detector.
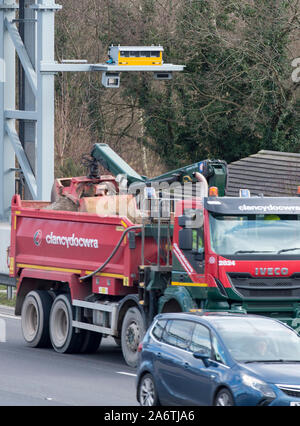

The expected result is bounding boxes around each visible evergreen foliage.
[55,0,300,175]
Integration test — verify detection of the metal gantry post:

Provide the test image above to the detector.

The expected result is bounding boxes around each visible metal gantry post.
[19,0,37,200]
[0,0,17,221]
[0,0,62,220]
[34,0,61,200]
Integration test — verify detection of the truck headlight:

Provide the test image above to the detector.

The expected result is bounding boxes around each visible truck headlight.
[242,373,276,398]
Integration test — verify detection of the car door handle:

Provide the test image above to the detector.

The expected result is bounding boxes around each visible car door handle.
[184,362,190,369]
[157,352,162,358]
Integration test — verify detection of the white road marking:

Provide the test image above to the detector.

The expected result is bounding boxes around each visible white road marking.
[0,319,6,342]
[116,371,137,377]
[0,313,20,320]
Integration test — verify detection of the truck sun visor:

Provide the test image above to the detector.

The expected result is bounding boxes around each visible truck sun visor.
[204,197,300,215]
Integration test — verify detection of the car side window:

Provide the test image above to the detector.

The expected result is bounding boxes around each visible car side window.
[212,334,227,364]
[190,323,212,355]
[161,320,195,350]
[151,319,167,341]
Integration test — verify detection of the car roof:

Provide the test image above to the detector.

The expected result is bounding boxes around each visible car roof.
[154,311,279,323]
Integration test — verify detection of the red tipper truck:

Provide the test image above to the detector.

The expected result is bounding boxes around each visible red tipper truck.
[9,147,300,367]
[9,188,157,366]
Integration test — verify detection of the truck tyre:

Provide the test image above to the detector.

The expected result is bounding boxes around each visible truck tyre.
[121,307,145,367]
[21,290,53,348]
[80,330,102,354]
[49,294,83,354]
[114,337,121,347]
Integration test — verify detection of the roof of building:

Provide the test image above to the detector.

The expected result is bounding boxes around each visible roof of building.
[109,46,164,51]
[226,150,300,197]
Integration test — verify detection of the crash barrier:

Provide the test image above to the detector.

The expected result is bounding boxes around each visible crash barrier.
[0,274,16,300]
[0,319,6,342]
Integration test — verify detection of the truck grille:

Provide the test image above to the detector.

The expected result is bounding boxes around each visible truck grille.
[227,273,300,298]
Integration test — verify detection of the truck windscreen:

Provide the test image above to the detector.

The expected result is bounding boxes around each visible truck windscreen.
[209,213,300,257]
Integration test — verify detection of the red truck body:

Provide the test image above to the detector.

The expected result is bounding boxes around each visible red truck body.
[10,194,158,311]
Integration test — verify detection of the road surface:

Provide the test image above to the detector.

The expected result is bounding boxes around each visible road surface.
[0,305,138,406]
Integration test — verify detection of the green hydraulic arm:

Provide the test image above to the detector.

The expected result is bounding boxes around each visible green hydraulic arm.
[91,143,145,186]
[90,143,227,196]
[147,159,227,196]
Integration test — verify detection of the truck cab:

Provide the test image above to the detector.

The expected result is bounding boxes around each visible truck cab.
[163,193,300,333]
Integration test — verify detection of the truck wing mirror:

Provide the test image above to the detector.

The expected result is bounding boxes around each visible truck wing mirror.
[178,215,187,228]
[178,228,193,250]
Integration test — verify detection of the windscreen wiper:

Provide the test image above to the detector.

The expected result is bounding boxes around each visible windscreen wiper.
[277,247,300,254]
[234,250,274,254]
[244,360,281,363]
[244,360,300,363]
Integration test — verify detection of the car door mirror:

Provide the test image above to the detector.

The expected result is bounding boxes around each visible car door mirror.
[193,349,211,367]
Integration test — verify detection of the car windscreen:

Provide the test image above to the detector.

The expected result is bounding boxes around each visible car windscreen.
[211,317,300,363]
[209,213,300,256]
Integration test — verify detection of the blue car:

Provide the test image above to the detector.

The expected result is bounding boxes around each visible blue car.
[136,312,300,406]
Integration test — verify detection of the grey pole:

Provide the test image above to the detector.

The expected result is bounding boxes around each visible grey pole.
[20,0,37,200]
[34,0,61,201]
[0,0,17,222]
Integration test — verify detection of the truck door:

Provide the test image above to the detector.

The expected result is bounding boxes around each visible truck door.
[177,209,205,275]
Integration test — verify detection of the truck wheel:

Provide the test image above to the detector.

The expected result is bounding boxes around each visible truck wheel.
[49,294,83,354]
[21,290,53,348]
[80,330,102,354]
[114,337,121,347]
[121,307,145,367]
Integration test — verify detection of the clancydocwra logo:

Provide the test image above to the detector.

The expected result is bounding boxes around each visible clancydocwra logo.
[33,229,43,247]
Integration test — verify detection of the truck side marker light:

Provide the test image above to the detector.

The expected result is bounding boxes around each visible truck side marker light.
[208,187,218,197]
[9,257,14,273]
